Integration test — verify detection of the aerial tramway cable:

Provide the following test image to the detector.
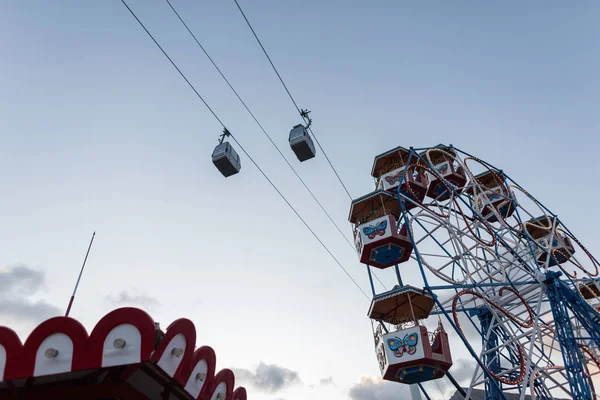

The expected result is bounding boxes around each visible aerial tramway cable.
[232,0,353,201]
[163,0,387,292]
[172,3,449,397]
[120,0,369,300]
[120,3,452,398]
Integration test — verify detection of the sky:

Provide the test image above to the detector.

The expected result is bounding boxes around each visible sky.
[1,1,600,399]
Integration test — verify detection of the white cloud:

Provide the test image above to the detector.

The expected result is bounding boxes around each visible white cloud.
[232,362,301,393]
[319,376,334,385]
[348,376,411,400]
[448,359,475,384]
[309,376,334,389]
[105,290,160,311]
[0,264,61,324]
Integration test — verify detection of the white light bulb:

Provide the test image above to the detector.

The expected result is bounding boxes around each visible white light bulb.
[45,348,59,358]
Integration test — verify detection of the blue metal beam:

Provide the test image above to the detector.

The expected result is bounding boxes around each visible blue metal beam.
[545,271,594,399]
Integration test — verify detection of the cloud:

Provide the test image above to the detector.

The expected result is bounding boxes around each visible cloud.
[448,359,475,383]
[232,362,301,393]
[0,264,45,295]
[0,265,61,324]
[348,376,411,400]
[319,376,334,385]
[105,290,160,311]
[0,298,61,321]
[309,376,334,389]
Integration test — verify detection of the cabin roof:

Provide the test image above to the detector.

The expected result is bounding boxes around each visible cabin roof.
[348,190,400,224]
[370,146,412,178]
[524,215,556,238]
[463,170,503,194]
[419,145,457,165]
[368,285,436,322]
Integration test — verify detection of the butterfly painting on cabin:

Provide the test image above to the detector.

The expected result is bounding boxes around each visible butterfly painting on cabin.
[436,163,449,176]
[384,170,404,186]
[387,332,419,358]
[362,220,387,239]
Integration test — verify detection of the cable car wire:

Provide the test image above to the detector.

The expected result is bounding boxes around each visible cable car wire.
[120,0,369,300]
[121,5,458,398]
[163,0,387,291]
[232,0,353,201]
[226,6,450,395]
[120,0,225,129]
[228,134,369,300]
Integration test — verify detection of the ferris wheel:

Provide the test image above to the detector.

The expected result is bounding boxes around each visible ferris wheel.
[348,144,600,400]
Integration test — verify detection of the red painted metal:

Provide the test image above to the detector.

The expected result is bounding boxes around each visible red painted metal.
[0,308,247,400]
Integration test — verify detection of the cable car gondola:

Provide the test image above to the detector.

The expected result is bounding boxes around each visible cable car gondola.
[289,109,316,162]
[212,128,241,177]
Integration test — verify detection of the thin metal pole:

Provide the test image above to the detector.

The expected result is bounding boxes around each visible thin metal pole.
[65,231,96,317]
[418,383,432,400]
[446,371,467,397]
[366,265,376,296]
[394,264,403,286]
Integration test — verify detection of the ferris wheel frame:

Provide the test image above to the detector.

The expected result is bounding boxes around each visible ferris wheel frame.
[372,144,600,400]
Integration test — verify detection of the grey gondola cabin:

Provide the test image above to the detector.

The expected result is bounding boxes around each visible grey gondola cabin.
[289,124,316,162]
[212,141,241,177]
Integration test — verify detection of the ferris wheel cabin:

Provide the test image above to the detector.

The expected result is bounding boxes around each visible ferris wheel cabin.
[524,216,575,266]
[370,286,452,384]
[419,146,467,201]
[579,279,600,300]
[371,146,428,211]
[349,190,413,269]
[580,279,600,312]
[212,141,241,177]
[289,124,316,162]
[465,170,514,222]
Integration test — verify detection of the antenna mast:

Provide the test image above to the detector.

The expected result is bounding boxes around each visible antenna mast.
[65,231,96,317]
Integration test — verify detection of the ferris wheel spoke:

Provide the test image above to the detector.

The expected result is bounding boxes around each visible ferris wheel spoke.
[530,366,568,400]
[465,363,485,399]
[410,212,502,285]
[466,247,507,282]
[416,252,452,259]
[453,292,529,386]
[516,289,547,399]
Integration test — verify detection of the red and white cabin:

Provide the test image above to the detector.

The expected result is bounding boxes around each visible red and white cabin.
[349,191,413,269]
[524,216,575,267]
[371,146,428,211]
[376,325,452,384]
[465,171,514,222]
[419,146,467,201]
[369,286,453,384]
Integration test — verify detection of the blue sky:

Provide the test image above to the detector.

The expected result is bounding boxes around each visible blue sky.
[1,1,600,399]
